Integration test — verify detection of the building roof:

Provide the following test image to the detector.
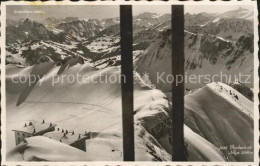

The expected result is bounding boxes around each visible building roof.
[12,122,56,135]
[43,131,89,145]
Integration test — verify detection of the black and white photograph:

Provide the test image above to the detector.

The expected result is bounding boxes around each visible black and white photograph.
[1,1,258,164]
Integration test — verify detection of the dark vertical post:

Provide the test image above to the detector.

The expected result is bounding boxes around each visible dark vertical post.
[171,5,186,161]
[120,5,135,161]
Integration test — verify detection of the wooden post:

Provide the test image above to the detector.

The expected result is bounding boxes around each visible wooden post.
[171,5,186,161]
[120,5,135,161]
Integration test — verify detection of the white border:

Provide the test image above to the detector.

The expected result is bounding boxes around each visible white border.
[1,0,258,165]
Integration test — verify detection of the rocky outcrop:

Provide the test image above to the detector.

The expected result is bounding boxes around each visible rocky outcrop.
[135,28,253,90]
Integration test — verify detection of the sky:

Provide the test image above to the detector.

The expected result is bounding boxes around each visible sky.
[6,5,120,20]
[133,5,170,16]
[133,5,253,15]
[185,5,253,14]
[7,5,253,21]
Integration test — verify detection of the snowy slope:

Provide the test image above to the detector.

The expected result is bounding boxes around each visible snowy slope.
[6,63,254,161]
[207,82,253,117]
[184,82,254,161]
[6,62,171,161]
[184,125,225,161]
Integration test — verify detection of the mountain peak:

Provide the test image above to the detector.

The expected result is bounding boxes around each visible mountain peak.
[137,12,158,18]
[45,17,58,21]
[23,18,34,25]
[140,12,156,15]
[63,17,79,22]
[24,18,30,22]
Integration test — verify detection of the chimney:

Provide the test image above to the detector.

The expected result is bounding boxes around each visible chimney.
[78,134,81,140]
[62,129,64,133]
[24,123,27,127]
[72,131,74,135]
[42,119,45,124]
[49,123,52,127]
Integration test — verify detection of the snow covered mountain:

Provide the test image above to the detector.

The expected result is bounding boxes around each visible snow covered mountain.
[185,8,253,41]
[43,16,119,29]
[6,7,253,67]
[135,26,253,91]
[185,7,253,26]
[6,40,92,66]
[6,18,65,44]
[5,62,171,161]
[134,12,170,28]
[5,7,255,162]
[228,81,254,101]
[6,10,253,86]
[216,7,253,20]
[6,62,253,161]
[56,20,103,41]
[185,82,253,161]
[185,17,253,41]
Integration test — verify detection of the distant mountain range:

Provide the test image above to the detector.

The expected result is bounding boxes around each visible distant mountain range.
[6,7,254,88]
[135,8,254,90]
